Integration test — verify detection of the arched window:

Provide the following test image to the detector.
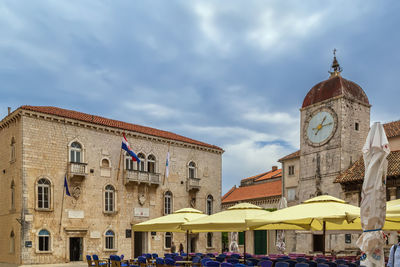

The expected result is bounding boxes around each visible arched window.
[37,178,51,209]
[105,230,115,249]
[147,154,156,173]
[137,153,145,171]
[207,232,213,248]
[38,229,50,251]
[125,152,134,171]
[188,162,196,178]
[101,158,110,168]
[164,191,172,215]
[104,185,115,212]
[70,142,82,163]
[11,180,15,210]
[10,137,16,162]
[207,195,213,215]
[165,232,172,249]
[10,231,15,254]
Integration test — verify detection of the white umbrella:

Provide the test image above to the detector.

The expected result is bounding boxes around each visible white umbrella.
[276,197,287,253]
[356,122,390,267]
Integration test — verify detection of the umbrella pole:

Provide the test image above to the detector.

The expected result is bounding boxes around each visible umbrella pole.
[243,231,246,261]
[186,230,189,260]
[322,221,326,255]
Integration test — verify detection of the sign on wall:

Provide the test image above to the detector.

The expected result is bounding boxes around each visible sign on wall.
[68,210,84,219]
[134,208,149,217]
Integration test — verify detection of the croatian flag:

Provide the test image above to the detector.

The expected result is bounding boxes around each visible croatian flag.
[64,175,71,197]
[165,151,170,178]
[122,134,140,162]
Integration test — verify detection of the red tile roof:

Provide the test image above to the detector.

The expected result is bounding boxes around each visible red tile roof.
[221,186,237,201]
[241,168,282,182]
[384,120,400,138]
[221,180,282,203]
[302,75,369,108]
[335,150,400,183]
[19,106,223,151]
[278,150,300,162]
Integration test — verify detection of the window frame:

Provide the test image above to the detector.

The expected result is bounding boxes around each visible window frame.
[69,141,83,163]
[10,180,15,211]
[287,188,296,201]
[9,231,15,254]
[37,229,51,253]
[125,152,135,171]
[137,153,146,172]
[206,232,213,248]
[188,161,196,179]
[147,154,156,173]
[288,165,295,176]
[105,230,116,251]
[104,185,115,213]
[10,137,16,163]
[206,195,213,215]
[165,232,172,249]
[164,191,172,215]
[36,178,52,211]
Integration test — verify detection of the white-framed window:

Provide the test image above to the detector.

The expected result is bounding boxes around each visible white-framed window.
[105,230,115,250]
[38,229,50,252]
[10,180,15,210]
[125,152,135,171]
[288,165,295,175]
[137,153,145,172]
[164,191,172,215]
[287,188,296,201]
[147,154,156,173]
[70,142,82,163]
[206,195,213,215]
[102,158,110,168]
[207,232,213,248]
[104,185,115,212]
[10,231,15,254]
[10,137,16,162]
[188,161,196,178]
[165,232,172,249]
[37,178,51,209]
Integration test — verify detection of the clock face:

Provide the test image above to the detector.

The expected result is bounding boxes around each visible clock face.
[306,110,336,146]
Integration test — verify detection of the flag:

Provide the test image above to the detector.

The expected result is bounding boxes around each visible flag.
[64,175,71,197]
[122,133,140,162]
[165,151,170,178]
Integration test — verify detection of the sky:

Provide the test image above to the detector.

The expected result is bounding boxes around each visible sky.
[1,1,400,194]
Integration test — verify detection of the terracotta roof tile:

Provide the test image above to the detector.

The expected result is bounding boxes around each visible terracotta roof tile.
[255,169,282,182]
[221,186,237,201]
[221,180,282,203]
[335,150,400,183]
[384,120,400,138]
[278,150,300,162]
[19,106,223,151]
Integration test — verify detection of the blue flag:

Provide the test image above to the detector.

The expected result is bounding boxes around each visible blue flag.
[64,175,71,196]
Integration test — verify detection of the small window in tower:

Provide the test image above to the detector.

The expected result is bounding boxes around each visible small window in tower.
[355,123,359,131]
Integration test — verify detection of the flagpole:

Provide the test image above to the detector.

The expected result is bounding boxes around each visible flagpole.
[116,147,123,181]
[59,174,67,235]
[163,144,170,185]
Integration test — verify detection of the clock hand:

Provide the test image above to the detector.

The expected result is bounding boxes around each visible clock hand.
[321,122,333,127]
[321,116,326,124]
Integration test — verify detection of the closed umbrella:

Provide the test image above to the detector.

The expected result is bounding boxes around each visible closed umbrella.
[276,197,287,253]
[356,122,390,267]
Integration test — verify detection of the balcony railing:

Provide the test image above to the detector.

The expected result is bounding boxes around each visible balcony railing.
[187,177,201,191]
[125,170,161,185]
[68,162,87,178]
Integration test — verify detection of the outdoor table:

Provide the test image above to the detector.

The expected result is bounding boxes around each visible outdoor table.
[175,260,192,267]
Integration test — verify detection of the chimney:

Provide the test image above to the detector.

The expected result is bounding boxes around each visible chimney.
[272,166,278,171]
[7,107,11,115]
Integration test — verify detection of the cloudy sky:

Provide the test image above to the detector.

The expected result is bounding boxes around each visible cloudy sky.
[1,1,399,194]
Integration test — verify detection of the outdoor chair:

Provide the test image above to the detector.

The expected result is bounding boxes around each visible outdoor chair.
[337,265,348,267]
[207,253,216,258]
[305,261,317,267]
[316,264,329,267]
[231,254,241,259]
[334,260,346,265]
[156,257,165,267]
[325,262,337,267]
[174,256,184,261]
[245,260,254,266]
[86,255,96,266]
[227,258,239,264]
[258,260,273,267]
[165,258,176,266]
[247,258,259,265]
[315,259,327,264]
[285,259,297,267]
[216,256,225,263]
[192,256,201,266]
[347,263,356,267]
[206,261,221,267]
[196,253,204,258]
[260,257,270,261]
[93,254,108,267]
[233,264,246,267]
[221,263,233,267]
[294,263,309,267]
[275,262,289,267]
[152,254,159,259]
[138,256,148,267]
[201,258,212,266]
[296,258,307,263]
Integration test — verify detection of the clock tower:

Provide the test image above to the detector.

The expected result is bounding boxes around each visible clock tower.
[298,54,370,201]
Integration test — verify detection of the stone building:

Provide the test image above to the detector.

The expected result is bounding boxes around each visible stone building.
[221,166,282,255]
[0,105,223,266]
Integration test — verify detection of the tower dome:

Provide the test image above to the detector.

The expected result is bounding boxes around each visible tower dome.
[302,55,369,108]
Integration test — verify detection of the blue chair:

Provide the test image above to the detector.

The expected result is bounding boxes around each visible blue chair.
[174,255,184,261]
[295,263,309,267]
[337,265,348,267]
[207,253,216,258]
[138,256,147,267]
[227,258,239,264]
[165,258,176,266]
[156,257,165,267]
[196,253,204,258]
[152,254,159,259]
[93,255,108,266]
[206,261,221,267]
[231,254,241,259]
[221,263,233,267]
[316,264,329,267]
[325,262,337,267]
[286,260,297,267]
[86,255,96,266]
[216,256,225,263]
[347,263,356,267]
[202,258,212,267]
[334,260,346,265]
[258,260,273,267]
[246,261,254,266]
[306,261,317,267]
[315,259,327,264]
[192,256,201,266]
[275,262,289,267]
[234,264,246,267]
[296,258,307,263]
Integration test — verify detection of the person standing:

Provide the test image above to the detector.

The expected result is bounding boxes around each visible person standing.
[179,243,184,254]
[388,242,400,267]
[171,242,176,253]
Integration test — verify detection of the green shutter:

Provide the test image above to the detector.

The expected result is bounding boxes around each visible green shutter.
[254,230,267,255]
[238,232,244,245]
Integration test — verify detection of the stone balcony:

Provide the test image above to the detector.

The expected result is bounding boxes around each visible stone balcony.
[124,170,161,186]
[68,162,88,179]
[187,177,201,192]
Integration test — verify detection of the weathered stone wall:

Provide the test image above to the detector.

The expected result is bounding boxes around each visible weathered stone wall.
[0,110,222,265]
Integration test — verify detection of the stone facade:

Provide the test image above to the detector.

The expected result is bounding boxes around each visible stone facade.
[0,106,223,265]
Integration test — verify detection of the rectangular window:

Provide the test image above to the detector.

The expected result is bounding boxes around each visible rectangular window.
[287,188,296,201]
[105,192,114,212]
[288,165,295,175]
[126,229,132,238]
[355,122,359,131]
[345,234,351,244]
[207,233,213,248]
[105,236,114,249]
[165,232,172,248]
[39,236,49,251]
[238,232,244,245]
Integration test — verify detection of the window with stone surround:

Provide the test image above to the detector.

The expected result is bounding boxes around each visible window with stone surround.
[104,185,115,212]
[207,195,213,215]
[188,161,196,178]
[10,180,15,210]
[137,153,146,171]
[147,154,156,173]
[287,188,296,201]
[125,152,135,171]
[164,191,172,215]
[207,232,213,248]
[70,142,82,163]
[38,229,50,252]
[288,165,295,175]
[105,230,115,250]
[165,232,172,249]
[10,231,15,254]
[10,137,16,162]
[37,178,51,210]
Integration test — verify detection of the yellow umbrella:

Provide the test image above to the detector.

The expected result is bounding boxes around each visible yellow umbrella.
[133,208,206,232]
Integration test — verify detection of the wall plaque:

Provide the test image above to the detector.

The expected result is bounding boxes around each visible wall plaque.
[68,210,84,219]
[134,208,149,217]
[90,231,101,239]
